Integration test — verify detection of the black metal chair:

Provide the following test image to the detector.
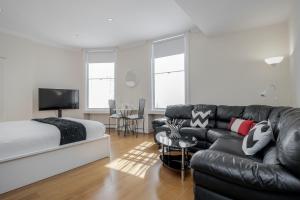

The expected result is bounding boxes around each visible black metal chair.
[127,98,146,137]
[108,99,121,134]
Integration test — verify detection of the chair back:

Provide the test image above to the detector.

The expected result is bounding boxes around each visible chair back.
[138,98,146,118]
[108,99,116,115]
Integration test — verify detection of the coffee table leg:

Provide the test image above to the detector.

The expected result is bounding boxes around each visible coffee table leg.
[181,148,185,181]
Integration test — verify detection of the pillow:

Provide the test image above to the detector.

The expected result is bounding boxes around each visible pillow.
[242,121,274,156]
[190,110,211,128]
[228,118,254,136]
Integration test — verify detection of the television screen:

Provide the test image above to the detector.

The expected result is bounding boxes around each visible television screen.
[39,88,79,111]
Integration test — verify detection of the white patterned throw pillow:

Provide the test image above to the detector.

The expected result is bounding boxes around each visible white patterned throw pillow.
[190,110,211,128]
[242,120,274,155]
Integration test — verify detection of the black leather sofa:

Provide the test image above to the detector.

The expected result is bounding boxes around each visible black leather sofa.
[152,104,300,200]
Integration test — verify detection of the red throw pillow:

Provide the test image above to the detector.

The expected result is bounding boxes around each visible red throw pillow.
[228,118,254,136]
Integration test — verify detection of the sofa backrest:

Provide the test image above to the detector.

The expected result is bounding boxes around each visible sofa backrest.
[216,105,245,129]
[277,108,300,178]
[268,106,291,139]
[242,105,272,122]
[165,104,194,119]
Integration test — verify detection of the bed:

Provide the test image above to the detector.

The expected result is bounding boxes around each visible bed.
[0,117,110,194]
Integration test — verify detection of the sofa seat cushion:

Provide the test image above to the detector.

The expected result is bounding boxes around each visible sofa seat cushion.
[180,127,207,140]
[209,137,250,159]
[207,128,241,143]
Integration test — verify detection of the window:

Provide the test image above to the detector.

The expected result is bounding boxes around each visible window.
[86,51,116,109]
[152,35,186,109]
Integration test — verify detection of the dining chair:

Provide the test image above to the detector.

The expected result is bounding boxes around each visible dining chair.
[108,99,121,134]
[127,98,146,137]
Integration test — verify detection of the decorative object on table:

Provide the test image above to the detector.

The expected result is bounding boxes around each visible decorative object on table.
[242,120,274,156]
[190,110,211,128]
[125,70,138,88]
[127,98,146,137]
[166,119,185,139]
[108,99,122,134]
[228,118,254,136]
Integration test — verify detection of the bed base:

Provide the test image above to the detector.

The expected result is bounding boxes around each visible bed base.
[0,134,110,194]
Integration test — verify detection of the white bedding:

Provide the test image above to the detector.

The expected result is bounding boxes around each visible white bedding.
[0,118,106,162]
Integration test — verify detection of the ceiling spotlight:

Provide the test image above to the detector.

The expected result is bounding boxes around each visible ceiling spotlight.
[107,18,113,22]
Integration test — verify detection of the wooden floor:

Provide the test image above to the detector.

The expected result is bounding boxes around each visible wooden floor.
[0,132,194,200]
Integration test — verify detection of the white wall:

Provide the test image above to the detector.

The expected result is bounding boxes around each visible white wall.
[88,43,152,131]
[89,22,292,132]
[189,23,291,106]
[0,59,4,121]
[0,21,293,126]
[112,22,292,109]
[116,44,150,107]
[0,32,84,121]
[289,0,300,106]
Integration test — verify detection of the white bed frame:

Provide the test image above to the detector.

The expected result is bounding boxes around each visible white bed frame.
[0,134,110,194]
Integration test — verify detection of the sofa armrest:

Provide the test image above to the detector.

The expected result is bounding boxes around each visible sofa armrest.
[191,150,300,192]
[152,118,167,131]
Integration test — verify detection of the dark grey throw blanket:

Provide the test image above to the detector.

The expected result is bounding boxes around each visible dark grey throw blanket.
[33,117,86,145]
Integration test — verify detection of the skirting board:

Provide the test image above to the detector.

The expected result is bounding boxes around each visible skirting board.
[0,134,111,194]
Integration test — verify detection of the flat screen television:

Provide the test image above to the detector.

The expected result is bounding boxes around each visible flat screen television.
[39,88,79,117]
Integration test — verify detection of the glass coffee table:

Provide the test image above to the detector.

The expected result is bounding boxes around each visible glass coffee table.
[155,131,198,181]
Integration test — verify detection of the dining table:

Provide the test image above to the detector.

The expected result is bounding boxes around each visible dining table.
[114,107,138,136]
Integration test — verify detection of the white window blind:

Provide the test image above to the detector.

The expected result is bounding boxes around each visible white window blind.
[152,36,186,109]
[86,51,116,109]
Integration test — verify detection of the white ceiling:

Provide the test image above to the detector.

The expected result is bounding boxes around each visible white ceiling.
[0,0,294,48]
[0,0,194,48]
[175,0,293,36]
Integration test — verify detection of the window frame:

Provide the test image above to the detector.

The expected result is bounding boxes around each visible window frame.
[150,34,189,111]
[85,50,116,112]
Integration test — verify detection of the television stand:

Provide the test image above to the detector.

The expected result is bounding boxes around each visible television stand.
[58,109,62,118]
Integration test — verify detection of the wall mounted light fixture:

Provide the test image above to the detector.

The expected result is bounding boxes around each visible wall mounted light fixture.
[264,56,284,66]
[260,83,277,98]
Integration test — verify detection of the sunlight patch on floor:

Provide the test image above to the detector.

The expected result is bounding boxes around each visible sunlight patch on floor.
[106,141,159,178]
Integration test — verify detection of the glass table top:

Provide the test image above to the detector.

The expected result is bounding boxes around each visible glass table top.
[155,131,198,149]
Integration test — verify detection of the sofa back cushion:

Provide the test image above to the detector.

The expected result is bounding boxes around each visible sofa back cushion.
[277,108,300,177]
[165,104,194,119]
[268,106,291,139]
[193,104,217,128]
[242,105,272,122]
[216,105,244,129]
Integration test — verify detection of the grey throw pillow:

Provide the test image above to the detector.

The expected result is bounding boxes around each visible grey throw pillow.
[242,120,274,156]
